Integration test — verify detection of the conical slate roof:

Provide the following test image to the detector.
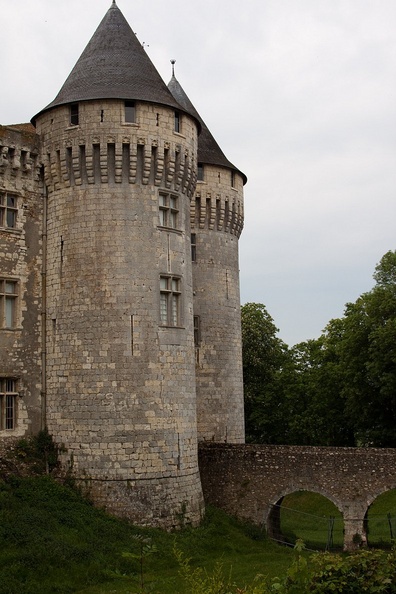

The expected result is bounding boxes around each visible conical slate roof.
[168,72,247,185]
[32,1,191,123]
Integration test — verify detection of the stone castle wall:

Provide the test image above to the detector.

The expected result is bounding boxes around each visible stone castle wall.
[34,100,204,527]
[192,167,245,443]
[0,125,43,437]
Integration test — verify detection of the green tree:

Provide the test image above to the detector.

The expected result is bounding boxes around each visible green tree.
[339,251,396,446]
[241,303,291,443]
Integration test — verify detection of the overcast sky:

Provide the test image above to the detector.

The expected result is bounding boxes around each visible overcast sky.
[2,0,395,346]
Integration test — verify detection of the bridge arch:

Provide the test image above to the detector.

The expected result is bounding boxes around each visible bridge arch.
[364,487,396,548]
[266,488,344,550]
[198,443,396,550]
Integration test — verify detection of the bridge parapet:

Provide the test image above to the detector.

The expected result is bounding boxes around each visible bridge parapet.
[198,443,396,550]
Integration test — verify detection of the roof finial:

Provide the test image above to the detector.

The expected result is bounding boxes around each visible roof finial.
[170,59,176,77]
[112,0,116,5]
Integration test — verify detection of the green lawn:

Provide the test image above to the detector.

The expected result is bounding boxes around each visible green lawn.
[278,489,396,551]
[366,489,396,547]
[0,475,295,594]
[1,476,396,593]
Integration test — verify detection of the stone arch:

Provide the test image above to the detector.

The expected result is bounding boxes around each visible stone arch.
[265,488,344,549]
[364,487,396,547]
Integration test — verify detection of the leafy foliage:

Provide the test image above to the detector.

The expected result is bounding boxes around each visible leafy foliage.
[241,303,290,443]
[242,251,396,447]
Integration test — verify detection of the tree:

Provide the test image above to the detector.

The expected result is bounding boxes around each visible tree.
[241,303,290,443]
[241,251,396,447]
[339,251,396,446]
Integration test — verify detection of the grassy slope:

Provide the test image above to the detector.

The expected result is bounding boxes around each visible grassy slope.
[1,475,395,594]
[0,476,295,594]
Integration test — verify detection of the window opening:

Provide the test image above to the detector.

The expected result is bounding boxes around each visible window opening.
[0,379,18,430]
[191,233,197,262]
[160,275,181,327]
[70,103,79,126]
[125,101,136,123]
[0,279,17,328]
[231,170,235,188]
[174,111,181,133]
[197,163,204,181]
[0,193,17,229]
[193,315,201,346]
[159,191,179,229]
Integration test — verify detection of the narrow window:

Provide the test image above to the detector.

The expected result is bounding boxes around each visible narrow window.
[125,101,136,123]
[70,103,79,126]
[158,191,179,229]
[0,379,18,430]
[174,111,181,133]
[160,275,181,327]
[193,315,201,346]
[191,233,197,262]
[197,163,204,181]
[0,193,17,229]
[231,170,235,188]
[0,279,18,328]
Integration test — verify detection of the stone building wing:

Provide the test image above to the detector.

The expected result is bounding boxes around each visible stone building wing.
[32,1,189,123]
[168,72,247,185]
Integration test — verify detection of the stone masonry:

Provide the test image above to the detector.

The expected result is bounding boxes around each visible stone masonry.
[0,2,246,528]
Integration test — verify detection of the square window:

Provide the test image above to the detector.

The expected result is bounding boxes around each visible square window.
[0,379,18,430]
[159,275,181,327]
[0,279,17,328]
[0,193,17,229]
[158,192,179,229]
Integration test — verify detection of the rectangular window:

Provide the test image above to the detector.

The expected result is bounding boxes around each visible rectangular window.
[231,170,235,188]
[125,101,136,123]
[0,379,18,430]
[191,233,196,262]
[0,279,17,328]
[193,315,201,346]
[70,103,79,126]
[160,275,181,327]
[0,193,17,229]
[174,111,181,133]
[159,191,179,229]
[197,163,204,181]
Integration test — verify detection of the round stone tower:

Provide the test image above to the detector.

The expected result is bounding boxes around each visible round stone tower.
[169,72,247,444]
[32,2,204,527]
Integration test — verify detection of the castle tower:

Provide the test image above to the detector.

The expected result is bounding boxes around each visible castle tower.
[168,71,246,443]
[32,2,204,527]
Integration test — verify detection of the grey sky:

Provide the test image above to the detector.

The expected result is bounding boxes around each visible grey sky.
[2,0,395,345]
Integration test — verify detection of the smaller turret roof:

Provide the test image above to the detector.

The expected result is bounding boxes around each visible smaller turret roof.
[32,2,196,125]
[168,70,247,185]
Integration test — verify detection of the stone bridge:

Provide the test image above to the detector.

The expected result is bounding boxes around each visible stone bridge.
[198,443,396,550]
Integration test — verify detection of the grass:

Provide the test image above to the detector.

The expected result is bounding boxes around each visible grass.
[0,475,295,594]
[366,489,396,547]
[1,473,396,593]
[280,491,344,550]
[279,489,396,551]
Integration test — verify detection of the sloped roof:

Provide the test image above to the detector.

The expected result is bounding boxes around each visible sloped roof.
[32,1,191,124]
[168,73,247,185]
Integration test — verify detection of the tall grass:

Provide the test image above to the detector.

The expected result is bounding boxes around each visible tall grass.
[1,475,395,593]
[0,475,294,594]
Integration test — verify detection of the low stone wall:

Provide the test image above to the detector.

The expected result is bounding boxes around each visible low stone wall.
[198,442,396,549]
